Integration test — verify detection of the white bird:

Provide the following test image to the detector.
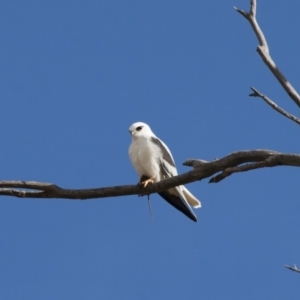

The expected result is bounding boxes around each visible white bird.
[128,122,201,222]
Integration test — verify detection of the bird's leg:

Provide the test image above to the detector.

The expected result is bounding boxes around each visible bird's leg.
[139,175,155,188]
[141,178,154,187]
[138,175,154,196]
[137,176,154,220]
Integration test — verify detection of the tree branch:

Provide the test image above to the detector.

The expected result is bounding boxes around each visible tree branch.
[209,160,274,183]
[234,0,300,109]
[1,150,300,199]
[284,264,300,273]
[250,87,300,126]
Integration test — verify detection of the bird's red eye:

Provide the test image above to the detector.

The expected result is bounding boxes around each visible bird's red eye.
[136,126,143,131]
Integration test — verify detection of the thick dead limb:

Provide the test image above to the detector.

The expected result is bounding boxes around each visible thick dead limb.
[1,150,300,199]
[234,0,300,109]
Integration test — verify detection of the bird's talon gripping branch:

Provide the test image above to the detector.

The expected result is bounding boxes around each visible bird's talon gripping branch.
[141,178,154,188]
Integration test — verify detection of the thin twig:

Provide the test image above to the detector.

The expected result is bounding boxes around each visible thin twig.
[209,157,277,183]
[284,264,300,273]
[250,87,300,126]
[235,0,300,108]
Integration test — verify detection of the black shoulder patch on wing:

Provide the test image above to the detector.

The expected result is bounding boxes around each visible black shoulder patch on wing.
[151,137,175,167]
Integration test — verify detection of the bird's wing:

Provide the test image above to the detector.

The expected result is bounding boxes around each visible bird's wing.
[158,161,197,222]
[158,187,197,222]
[152,136,201,208]
[150,137,177,176]
[150,136,198,221]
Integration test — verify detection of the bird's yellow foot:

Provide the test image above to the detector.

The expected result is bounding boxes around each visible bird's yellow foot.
[141,178,154,188]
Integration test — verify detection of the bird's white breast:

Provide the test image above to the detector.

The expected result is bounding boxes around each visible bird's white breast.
[129,136,162,182]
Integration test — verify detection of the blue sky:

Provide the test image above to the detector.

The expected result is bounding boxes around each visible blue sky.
[1,0,300,299]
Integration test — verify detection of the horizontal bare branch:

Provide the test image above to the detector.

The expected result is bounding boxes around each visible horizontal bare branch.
[1,149,300,200]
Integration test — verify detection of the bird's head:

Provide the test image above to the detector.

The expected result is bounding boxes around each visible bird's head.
[129,122,154,138]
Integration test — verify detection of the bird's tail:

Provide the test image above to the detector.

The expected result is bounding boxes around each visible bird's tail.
[181,186,201,208]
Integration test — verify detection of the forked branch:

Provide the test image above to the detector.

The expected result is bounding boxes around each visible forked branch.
[234,0,300,109]
[1,150,300,199]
